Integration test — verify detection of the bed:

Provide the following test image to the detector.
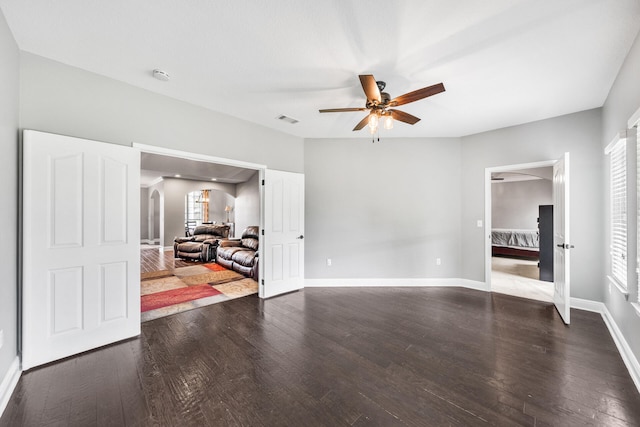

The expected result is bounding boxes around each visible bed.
[491,228,539,259]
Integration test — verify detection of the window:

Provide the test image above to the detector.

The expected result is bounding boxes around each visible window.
[607,134,628,289]
[185,191,202,223]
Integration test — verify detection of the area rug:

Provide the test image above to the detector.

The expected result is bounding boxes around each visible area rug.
[140,263,258,322]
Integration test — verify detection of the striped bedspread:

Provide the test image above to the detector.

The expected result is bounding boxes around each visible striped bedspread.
[491,228,539,248]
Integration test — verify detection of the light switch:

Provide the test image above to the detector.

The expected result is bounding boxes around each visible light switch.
[477,220,483,228]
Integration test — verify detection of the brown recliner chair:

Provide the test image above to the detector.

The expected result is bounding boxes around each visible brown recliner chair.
[174,224,230,262]
[217,226,259,280]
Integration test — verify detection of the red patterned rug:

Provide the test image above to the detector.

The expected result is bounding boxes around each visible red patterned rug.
[141,284,222,312]
[140,262,258,321]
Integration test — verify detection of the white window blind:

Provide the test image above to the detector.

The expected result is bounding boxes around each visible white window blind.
[609,137,627,288]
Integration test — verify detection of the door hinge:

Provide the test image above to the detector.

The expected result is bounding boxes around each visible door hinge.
[262,230,265,235]
[262,179,265,186]
[261,279,264,285]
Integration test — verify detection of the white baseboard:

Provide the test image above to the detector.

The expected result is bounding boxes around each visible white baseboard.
[0,357,21,417]
[459,279,489,292]
[570,297,604,313]
[601,305,640,394]
[305,277,486,289]
[570,297,640,393]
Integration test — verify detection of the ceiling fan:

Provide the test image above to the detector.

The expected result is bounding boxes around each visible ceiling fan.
[319,75,445,133]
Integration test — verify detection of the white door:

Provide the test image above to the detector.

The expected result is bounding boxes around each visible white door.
[23,130,140,370]
[553,152,571,324]
[261,170,304,298]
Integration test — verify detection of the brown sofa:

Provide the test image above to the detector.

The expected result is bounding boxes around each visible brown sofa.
[174,224,230,262]
[217,226,259,280]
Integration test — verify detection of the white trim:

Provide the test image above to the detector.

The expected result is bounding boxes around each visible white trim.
[604,131,628,154]
[628,106,640,129]
[140,239,160,245]
[570,297,604,313]
[459,279,490,292]
[601,305,640,394]
[568,297,640,394]
[305,278,487,290]
[631,302,640,318]
[0,357,21,417]
[608,275,630,300]
[484,169,492,287]
[486,159,557,173]
[133,142,266,171]
[141,176,164,188]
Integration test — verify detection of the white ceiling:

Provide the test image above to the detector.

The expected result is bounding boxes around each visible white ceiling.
[140,152,256,187]
[1,0,640,139]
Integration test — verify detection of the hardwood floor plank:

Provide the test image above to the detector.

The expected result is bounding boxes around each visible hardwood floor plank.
[3,287,640,426]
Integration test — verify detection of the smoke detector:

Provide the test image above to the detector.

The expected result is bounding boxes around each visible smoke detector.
[152,69,170,82]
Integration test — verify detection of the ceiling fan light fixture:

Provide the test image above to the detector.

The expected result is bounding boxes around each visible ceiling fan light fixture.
[368,112,379,134]
[384,115,394,130]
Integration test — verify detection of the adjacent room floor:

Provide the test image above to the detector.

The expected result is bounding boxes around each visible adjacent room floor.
[139,246,258,321]
[491,256,553,302]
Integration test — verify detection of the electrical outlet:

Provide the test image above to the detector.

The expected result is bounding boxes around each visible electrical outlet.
[477,220,483,228]
[327,258,332,266]
[436,258,441,266]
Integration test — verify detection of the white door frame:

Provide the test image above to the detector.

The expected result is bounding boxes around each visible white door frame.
[484,159,559,289]
[133,143,268,296]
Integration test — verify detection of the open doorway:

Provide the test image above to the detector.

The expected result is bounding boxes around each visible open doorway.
[137,147,265,321]
[486,163,555,302]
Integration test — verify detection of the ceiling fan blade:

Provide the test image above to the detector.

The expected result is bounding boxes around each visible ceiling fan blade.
[390,109,421,125]
[353,114,370,131]
[390,83,445,107]
[319,107,368,113]
[359,75,381,103]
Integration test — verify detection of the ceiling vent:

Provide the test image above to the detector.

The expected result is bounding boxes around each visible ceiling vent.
[276,114,299,124]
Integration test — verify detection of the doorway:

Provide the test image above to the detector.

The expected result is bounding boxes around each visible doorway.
[485,161,556,302]
[136,144,265,321]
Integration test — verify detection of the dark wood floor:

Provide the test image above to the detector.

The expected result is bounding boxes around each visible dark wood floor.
[140,246,195,274]
[2,287,640,426]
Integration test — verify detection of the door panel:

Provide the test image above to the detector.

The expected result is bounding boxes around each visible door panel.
[553,152,571,324]
[23,130,140,370]
[261,170,304,298]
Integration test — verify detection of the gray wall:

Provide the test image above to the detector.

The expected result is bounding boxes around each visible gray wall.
[151,190,161,241]
[0,6,19,388]
[304,137,462,279]
[491,179,552,229]
[601,29,640,365]
[461,109,604,300]
[208,189,235,224]
[140,187,149,241]
[235,171,260,237]
[19,53,304,173]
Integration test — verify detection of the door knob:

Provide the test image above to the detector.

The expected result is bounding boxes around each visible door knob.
[297,235,304,239]
[556,243,575,249]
